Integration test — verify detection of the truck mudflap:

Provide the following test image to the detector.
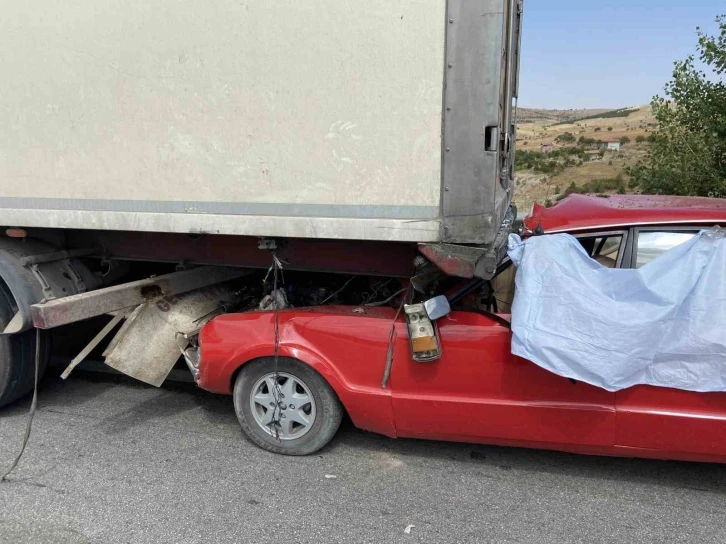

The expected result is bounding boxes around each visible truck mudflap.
[418,205,516,280]
[31,266,250,385]
[102,285,238,386]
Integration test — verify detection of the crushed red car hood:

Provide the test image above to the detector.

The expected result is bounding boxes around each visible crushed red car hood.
[524,194,726,233]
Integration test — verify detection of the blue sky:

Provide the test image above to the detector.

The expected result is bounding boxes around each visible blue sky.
[518,1,723,108]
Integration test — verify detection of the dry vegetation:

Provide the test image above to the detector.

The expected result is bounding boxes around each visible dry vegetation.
[516,107,612,125]
[514,105,657,210]
[517,104,656,146]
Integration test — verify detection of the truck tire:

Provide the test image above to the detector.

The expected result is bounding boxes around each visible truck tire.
[233,357,344,455]
[0,282,48,409]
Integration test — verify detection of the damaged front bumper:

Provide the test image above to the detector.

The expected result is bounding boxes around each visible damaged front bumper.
[177,332,201,382]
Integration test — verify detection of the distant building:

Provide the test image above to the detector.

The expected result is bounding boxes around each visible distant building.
[605,141,621,152]
[541,143,553,153]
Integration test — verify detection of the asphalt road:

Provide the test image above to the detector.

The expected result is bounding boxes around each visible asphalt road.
[1,372,726,544]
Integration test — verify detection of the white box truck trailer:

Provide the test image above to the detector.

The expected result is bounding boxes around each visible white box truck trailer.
[0,0,522,403]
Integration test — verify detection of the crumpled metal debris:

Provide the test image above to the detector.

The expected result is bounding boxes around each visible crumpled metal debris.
[259,288,289,311]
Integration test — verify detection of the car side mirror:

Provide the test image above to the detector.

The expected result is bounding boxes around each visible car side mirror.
[405,297,449,363]
[424,295,450,321]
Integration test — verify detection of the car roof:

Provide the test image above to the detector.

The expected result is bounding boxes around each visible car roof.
[524,194,726,233]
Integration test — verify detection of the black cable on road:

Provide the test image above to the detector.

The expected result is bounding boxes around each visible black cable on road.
[1,328,41,481]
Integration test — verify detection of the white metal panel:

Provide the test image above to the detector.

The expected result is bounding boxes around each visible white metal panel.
[0,0,445,240]
[0,208,441,242]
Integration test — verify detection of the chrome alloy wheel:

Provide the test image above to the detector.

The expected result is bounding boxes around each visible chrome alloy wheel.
[249,372,317,440]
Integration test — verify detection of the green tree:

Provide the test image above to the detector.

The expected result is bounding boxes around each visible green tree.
[628,15,726,197]
[620,136,631,145]
[607,126,613,132]
[635,135,647,143]
[555,132,576,143]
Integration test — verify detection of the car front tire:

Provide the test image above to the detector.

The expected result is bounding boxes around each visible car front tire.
[232,357,344,455]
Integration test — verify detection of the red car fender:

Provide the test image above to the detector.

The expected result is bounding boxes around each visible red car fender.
[280,343,397,438]
[197,311,397,438]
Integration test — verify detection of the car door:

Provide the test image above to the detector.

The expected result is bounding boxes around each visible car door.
[390,311,617,449]
[390,232,624,450]
[615,226,726,458]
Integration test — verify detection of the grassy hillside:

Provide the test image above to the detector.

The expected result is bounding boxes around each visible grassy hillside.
[517,104,655,147]
[514,105,657,210]
[516,107,611,125]
[552,107,637,125]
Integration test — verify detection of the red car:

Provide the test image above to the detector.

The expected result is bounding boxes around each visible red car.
[192,194,726,462]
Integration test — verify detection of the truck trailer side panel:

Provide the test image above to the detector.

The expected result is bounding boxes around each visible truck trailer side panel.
[0,0,520,244]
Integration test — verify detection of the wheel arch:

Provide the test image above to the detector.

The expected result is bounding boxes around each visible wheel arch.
[0,237,99,334]
[228,351,350,412]
[224,347,397,439]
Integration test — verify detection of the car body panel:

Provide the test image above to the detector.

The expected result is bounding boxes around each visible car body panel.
[390,311,616,447]
[526,194,726,234]
[198,306,726,462]
[616,386,726,456]
[199,306,399,437]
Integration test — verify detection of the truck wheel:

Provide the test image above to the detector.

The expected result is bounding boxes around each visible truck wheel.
[0,283,48,409]
[233,357,343,455]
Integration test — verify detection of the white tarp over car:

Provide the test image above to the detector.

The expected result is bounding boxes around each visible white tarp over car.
[507,228,726,392]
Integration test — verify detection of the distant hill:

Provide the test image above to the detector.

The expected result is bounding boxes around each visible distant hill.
[552,107,639,125]
[516,105,655,148]
[513,105,658,211]
[516,107,612,124]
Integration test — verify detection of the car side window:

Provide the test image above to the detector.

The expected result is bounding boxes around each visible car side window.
[635,231,696,268]
[490,232,624,314]
[577,235,623,268]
